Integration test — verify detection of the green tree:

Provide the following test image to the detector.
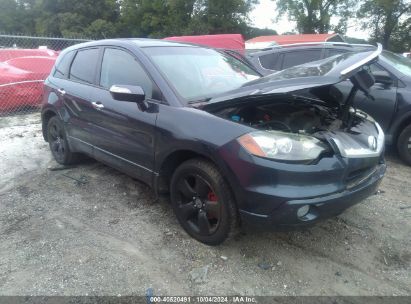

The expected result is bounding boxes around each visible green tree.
[0,0,265,39]
[0,0,37,34]
[390,16,411,52]
[118,0,259,38]
[0,0,22,33]
[85,19,118,39]
[167,0,197,35]
[244,27,278,39]
[118,0,170,37]
[274,0,355,34]
[190,0,259,34]
[358,0,411,50]
[33,0,120,38]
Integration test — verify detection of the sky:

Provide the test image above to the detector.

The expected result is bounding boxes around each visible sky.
[250,0,370,39]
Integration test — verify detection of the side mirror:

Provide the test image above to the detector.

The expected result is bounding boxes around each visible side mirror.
[110,85,146,103]
[373,71,394,86]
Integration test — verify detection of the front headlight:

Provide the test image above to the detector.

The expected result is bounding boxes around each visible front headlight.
[237,131,328,162]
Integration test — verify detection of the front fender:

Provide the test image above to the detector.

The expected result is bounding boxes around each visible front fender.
[387,109,411,145]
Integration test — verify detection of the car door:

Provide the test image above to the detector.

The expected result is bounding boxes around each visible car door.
[355,63,397,131]
[86,47,160,184]
[335,62,397,131]
[61,47,101,154]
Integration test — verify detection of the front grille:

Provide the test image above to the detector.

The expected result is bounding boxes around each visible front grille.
[346,165,378,190]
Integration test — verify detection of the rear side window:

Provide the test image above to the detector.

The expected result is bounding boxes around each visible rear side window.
[370,63,386,74]
[100,48,153,98]
[326,49,350,58]
[259,53,281,71]
[282,50,322,69]
[69,48,100,84]
[54,51,75,79]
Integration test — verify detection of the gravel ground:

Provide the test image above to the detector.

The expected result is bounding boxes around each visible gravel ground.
[0,113,410,296]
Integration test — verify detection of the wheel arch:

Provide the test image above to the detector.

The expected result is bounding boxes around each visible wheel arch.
[390,112,411,146]
[156,149,215,194]
[41,108,58,141]
[155,148,240,200]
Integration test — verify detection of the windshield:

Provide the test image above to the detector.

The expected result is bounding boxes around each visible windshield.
[380,50,411,77]
[143,46,260,102]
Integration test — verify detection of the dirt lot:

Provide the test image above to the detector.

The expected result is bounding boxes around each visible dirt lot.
[0,113,410,296]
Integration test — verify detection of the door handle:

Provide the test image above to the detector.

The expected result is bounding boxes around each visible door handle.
[92,101,105,110]
[57,88,66,96]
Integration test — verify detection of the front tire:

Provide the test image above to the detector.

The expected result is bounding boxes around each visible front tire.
[170,158,238,245]
[47,116,80,165]
[397,125,411,166]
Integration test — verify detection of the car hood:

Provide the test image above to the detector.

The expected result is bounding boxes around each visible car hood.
[204,44,382,106]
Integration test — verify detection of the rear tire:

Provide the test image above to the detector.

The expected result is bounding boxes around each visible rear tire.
[47,116,80,165]
[397,125,411,166]
[170,158,239,245]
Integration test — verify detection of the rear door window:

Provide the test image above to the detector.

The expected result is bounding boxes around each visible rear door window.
[54,51,75,79]
[282,50,322,69]
[69,48,100,84]
[258,53,281,71]
[99,48,153,99]
[325,48,351,58]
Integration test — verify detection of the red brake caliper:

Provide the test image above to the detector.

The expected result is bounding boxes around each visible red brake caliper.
[208,191,218,202]
[207,191,218,219]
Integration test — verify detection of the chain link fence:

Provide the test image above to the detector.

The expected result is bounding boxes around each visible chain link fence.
[0,35,91,117]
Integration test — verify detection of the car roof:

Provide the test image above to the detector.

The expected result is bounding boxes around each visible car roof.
[64,38,196,52]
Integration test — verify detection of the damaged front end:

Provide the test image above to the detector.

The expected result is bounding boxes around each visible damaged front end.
[203,89,384,166]
[196,45,386,227]
[202,44,385,166]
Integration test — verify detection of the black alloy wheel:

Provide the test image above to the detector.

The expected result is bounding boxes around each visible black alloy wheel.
[47,116,79,165]
[175,173,221,235]
[170,158,238,245]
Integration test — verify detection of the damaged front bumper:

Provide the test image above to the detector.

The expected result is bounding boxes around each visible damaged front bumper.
[219,118,386,230]
[239,162,386,229]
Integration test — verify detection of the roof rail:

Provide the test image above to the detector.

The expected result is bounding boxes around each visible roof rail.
[350,44,376,48]
[248,41,354,52]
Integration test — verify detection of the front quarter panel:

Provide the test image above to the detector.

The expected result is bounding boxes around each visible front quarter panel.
[41,78,64,140]
[155,105,254,195]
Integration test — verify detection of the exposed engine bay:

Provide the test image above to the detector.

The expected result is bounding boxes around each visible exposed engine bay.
[202,64,379,138]
[208,93,367,136]
[199,51,384,162]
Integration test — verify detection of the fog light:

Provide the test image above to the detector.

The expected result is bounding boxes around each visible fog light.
[297,205,310,219]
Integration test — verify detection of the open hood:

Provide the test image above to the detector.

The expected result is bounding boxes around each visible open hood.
[200,45,385,160]
[206,44,382,106]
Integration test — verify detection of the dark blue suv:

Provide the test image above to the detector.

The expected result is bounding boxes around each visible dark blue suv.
[41,39,385,245]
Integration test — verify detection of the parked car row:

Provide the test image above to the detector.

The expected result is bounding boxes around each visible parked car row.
[42,38,387,245]
[0,48,58,112]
